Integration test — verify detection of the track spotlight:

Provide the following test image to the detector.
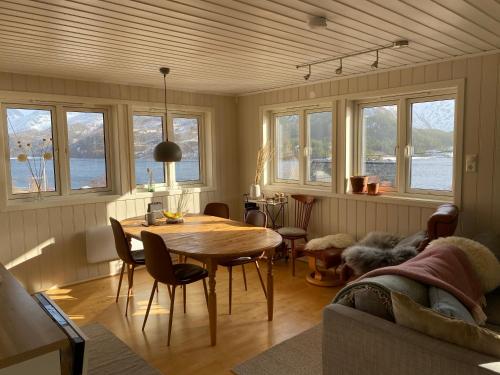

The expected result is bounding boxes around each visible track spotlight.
[335,59,343,75]
[304,65,311,80]
[295,40,409,77]
[371,50,379,69]
[392,40,409,49]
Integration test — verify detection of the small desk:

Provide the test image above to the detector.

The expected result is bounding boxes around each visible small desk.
[121,214,283,346]
[244,196,288,229]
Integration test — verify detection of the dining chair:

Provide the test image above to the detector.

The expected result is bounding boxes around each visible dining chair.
[141,230,209,346]
[277,195,316,276]
[203,202,230,219]
[109,217,146,316]
[218,209,268,314]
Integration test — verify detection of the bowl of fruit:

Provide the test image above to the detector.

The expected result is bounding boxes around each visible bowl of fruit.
[162,210,185,224]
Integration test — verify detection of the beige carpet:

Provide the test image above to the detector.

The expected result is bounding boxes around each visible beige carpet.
[232,325,322,375]
[82,323,161,375]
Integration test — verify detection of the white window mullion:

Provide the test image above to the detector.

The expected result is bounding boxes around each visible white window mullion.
[299,110,306,186]
[56,106,70,196]
[398,98,407,194]
[166,111,177,188]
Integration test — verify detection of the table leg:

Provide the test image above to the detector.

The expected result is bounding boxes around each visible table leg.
[266,248,275,321]
[207,258,218,346]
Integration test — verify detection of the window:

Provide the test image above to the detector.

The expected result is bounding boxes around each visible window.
[132,114,165,186]
[3,104,112,200]
[276,114,299,181]
[131,111,206,188]
[356,92,456,196]
[360,104,398,188]
[408,99,455,192]
[66,111,108,190]
[173,116,201,183]
[272,107,333,187]
[307,111,333,183]
[6,107,57,195]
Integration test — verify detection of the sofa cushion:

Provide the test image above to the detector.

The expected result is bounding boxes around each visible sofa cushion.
[429,286,476,325]
[277,227,306,237]
[392,291,500,358]
[333,274,428,321]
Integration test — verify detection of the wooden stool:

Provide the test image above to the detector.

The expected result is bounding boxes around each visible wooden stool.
[298,245,348,287]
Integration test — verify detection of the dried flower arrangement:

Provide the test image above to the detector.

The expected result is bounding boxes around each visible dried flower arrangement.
[254,143,273,185]
[15,138,53,196]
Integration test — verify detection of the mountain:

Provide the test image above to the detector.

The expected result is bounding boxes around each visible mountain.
[8,111,200,160]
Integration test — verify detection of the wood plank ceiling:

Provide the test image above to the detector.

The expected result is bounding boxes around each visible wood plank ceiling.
[0,0,499,95]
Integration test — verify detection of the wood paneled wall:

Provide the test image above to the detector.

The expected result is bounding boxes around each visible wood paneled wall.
[0,72,238,292]
[237,54,500,240]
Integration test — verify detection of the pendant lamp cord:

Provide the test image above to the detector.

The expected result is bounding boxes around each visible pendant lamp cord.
[163,72,169,141]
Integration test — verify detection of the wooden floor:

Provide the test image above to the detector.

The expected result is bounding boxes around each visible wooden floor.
[54,259,342,375]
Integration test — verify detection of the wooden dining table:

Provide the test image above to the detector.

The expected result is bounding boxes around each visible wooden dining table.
[120,214,283,346]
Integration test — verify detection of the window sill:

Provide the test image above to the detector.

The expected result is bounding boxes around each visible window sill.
[263,184,454,208]
[133,185,216,198]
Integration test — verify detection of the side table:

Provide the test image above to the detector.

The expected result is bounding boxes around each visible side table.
[298,244,349,287]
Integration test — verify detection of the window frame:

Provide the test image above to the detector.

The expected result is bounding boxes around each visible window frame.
[130,107,210,191]
[270,104,335,190]
[3,103,61,200]
[131,110,168,189]
[1,102,115,202]
[355,100,400,192]
[63,107,113,195]
[169,112,205,186]
[354,90,458,198]
[405,94,457,197]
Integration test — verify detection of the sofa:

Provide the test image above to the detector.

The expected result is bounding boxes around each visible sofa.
[323,233,500,375]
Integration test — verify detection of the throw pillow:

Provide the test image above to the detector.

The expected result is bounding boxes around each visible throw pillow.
[428,286,476,325]
[429,236,500,293]
[305,233,354,251]
[391,291,500,358]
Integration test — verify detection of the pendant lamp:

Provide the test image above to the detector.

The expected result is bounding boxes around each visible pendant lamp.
[153,67,182,162]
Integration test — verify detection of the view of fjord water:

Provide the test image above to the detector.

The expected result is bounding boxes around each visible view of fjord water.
[10,158,199,191]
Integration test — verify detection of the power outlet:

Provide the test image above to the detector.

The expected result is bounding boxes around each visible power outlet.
[465,154,477,173]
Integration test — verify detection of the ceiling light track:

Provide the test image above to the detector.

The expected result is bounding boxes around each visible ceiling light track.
[296,40,409,80]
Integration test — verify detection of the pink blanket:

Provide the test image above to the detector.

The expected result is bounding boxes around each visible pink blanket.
[361,244,486,324]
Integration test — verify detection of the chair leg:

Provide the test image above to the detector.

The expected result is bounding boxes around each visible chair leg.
[254,261,267,299]
[291,239,296,276]
[241,264,248,291]
[228,266,233,315]
[202,278,209,307]
[125,264,135,317]
[115,262,125,303]
[167,285,176,346]
[183,285,187,314]
[142,280,158,331]
[167,284,172,299]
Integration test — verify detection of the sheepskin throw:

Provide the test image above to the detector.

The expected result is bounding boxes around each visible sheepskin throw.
[342,232,424,276]
[430,237,500,293]
[305,233,355,251]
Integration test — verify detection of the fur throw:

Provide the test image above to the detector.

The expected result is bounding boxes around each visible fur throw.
[430,236,500,293]
[342,232,418,276]
[305,233,355,251]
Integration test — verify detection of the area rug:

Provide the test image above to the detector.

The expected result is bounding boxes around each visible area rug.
[232,324,322,375]
[82,323,161,375]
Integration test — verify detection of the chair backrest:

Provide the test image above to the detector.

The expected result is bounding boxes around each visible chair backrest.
[140,231,177,285]
[291,195,315,230]
[109,217,135,264]
[204,202,230,219]
[245,209,267,228]
[427,203,459,241]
